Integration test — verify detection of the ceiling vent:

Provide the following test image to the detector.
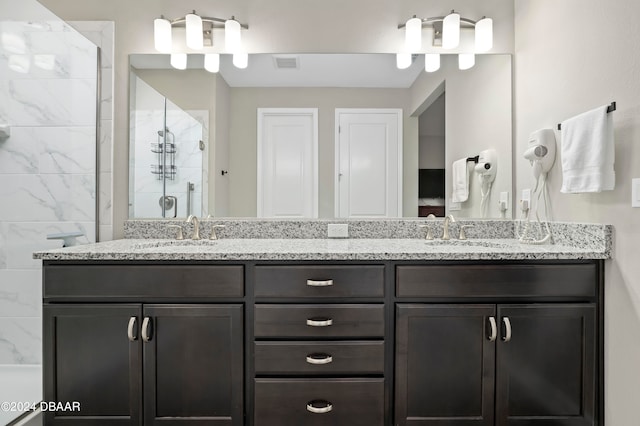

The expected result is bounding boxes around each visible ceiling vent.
[273,55,299,69]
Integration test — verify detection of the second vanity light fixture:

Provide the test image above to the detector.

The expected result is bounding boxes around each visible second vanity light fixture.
[397,10,493,72]
[154,11,249,71]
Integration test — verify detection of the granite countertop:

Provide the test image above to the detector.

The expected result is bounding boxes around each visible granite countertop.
[33,237,610,261]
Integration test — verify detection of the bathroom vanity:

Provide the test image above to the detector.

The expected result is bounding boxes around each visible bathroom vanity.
[36,230,608,426]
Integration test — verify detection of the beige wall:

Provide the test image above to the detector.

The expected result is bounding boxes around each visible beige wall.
[514,0,640,423]
[227,87,415,217]
[410,55,513,218]
[36,0,515,236]
[418,93,445,169]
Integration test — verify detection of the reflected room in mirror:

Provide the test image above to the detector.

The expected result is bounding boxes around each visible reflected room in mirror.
[129,53,512,220]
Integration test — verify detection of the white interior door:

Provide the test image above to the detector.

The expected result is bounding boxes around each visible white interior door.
[335,109,402,218]
[258,108,318,218]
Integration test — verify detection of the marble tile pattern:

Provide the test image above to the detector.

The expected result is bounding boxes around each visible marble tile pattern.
[0,19,108,366]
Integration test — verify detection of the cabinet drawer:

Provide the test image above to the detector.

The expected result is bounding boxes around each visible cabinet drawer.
[254,265,384,298]
[255,341,384,375]
[396,263,597,299]
[254,378,384,426]
[254,304,385,338]
[44,264,244,300]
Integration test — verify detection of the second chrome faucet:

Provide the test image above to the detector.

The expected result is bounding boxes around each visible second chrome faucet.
[185,215,201,240]
[420,214,467,240]
[185,215,226,240]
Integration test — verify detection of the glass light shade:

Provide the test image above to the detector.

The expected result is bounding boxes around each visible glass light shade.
[186,13,204,50]
[8,55,30,73]
[204,53,220,73]
[405,17,422,53]
[170,53,188,70]
[1,32,27,54]
[154,18,172,53]
[458,53,475,70]
[396,53,412,69]
[442,11,460,49]
[475,17,493,52]
[225,19,242,53]
[233,52,248,69]
[424,53,440,72]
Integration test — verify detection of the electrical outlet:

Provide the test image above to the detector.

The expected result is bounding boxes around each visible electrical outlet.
[633,179,640,208]
[449,201,462,211]
[327,224,348,238]
[500,191,509,206]
[521,189,531,204]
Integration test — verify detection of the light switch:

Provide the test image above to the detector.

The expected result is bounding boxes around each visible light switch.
[633,179,640,208]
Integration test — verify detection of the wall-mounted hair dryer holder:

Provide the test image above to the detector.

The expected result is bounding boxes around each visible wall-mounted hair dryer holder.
[526,129,556,171]
[474,149,497,183]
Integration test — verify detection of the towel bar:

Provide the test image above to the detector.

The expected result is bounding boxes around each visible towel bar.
[557,102,616,130]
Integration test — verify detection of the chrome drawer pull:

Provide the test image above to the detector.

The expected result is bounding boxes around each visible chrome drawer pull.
[502,317,512,342]
[127,317,138,342]
[306,353,333,365]
[141,317,152,342]
[306,318,333,327]
[307,400,333,414]
[306,279,334,287]
[488,316,497,342]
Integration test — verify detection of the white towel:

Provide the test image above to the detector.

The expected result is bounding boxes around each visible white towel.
[451,158,469,203]
[560,105,615,193]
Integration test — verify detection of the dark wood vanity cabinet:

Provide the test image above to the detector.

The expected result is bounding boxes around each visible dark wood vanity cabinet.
[252,264,386,426]
[42,259,603,426]
[394,263,601,426]
[43,263,244,426]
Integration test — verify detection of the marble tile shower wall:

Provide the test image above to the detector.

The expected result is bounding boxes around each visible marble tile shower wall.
[0,20,111,365]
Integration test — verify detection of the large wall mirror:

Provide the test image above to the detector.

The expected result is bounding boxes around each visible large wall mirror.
[129,53,512,219]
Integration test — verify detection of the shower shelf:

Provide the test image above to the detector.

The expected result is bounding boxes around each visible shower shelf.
[151,164,177,179]
[150,142,176,154]
[152,128,176,180]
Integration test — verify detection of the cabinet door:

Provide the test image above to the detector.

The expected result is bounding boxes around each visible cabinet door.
[395,304,496,426]
[495,304,596,426]
[142,304,243,426]
[43,304,142,425]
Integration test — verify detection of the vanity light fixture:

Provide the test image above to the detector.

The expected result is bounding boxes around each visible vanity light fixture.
[232,52,248,69]
[398,11,493,72]
[405,16,422,52]
[458,53,475,70]
[424,53,440,73]
[153,12,249,71]
[475,17,493,52]
[170,53,187,70]
[442,11,461,49]
[204,53,220,73]
[185,12,204,50]
[396,52,412,69]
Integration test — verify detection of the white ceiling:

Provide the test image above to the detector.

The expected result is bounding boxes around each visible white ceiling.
[130,53,424,88]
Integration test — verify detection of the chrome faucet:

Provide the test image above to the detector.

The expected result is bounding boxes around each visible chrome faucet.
[419,214,437,240]
[209,224,226,240]
[185,215,201,240]
[442,214,456,240]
